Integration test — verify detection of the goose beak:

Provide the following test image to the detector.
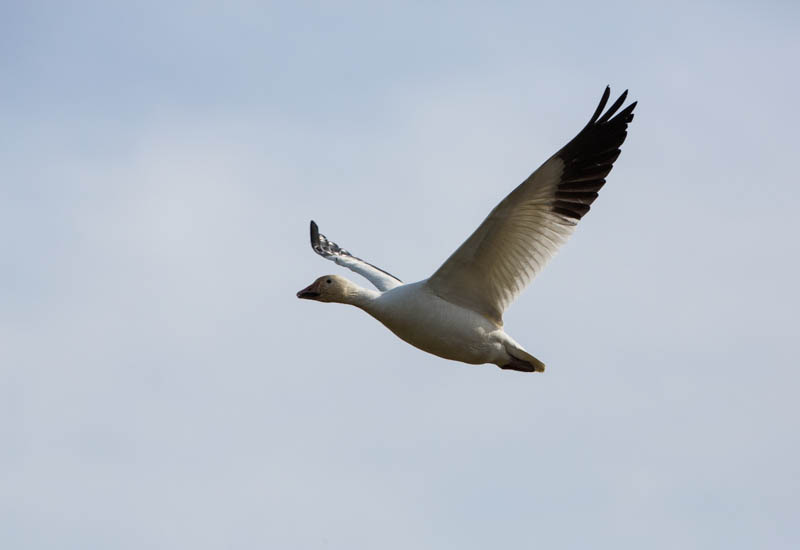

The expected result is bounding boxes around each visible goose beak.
[296,282,321,299]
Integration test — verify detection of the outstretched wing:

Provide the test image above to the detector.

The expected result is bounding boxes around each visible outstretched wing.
[309,220,403,292]
[426,87,636,325]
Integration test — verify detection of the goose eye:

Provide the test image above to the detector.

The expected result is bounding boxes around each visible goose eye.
[326,279,332,284]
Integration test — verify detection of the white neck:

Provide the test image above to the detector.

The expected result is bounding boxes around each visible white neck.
[340,281,381,312]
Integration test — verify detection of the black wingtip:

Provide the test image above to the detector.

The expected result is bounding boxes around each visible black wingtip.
[597,89,629,124]
[551,87,636,223]
[589,86,612,124]
[610,100,637,123]
[310,220,319,247]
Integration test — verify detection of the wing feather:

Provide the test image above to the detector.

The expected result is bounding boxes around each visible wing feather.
[309,221,403,292]
[426,87,636,324]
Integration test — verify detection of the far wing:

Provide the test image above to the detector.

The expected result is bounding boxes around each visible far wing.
[309,220,403,292]
[426,87,636,325]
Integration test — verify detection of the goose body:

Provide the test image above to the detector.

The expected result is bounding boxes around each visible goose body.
[298,87,636,372]
[370,282,528,368]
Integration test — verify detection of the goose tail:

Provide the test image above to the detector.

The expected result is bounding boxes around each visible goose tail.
[500,346,546,373]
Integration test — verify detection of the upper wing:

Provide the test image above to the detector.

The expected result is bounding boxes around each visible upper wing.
[309,220,403,292]
[426,87,636,325]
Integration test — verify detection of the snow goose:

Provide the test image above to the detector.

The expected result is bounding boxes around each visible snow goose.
[297,87,636,372]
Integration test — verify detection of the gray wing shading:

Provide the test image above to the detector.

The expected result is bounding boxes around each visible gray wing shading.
[426,87,636,325]
[309,220,403,292]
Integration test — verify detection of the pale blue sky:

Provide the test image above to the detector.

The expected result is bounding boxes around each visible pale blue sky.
[2,1,799,548]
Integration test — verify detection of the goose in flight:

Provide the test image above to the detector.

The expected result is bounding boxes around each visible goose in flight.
[297,87,636,372]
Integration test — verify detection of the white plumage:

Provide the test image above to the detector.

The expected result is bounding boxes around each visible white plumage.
[297,87,636,372]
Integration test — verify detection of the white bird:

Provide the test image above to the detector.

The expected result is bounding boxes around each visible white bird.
[297,87,636,372]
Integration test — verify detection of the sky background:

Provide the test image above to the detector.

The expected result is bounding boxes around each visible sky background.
[2,1,799,548]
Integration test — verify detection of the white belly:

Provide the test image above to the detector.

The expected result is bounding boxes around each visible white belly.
[368,281,505,365]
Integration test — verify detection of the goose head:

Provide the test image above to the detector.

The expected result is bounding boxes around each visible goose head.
[296,274,354,303]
